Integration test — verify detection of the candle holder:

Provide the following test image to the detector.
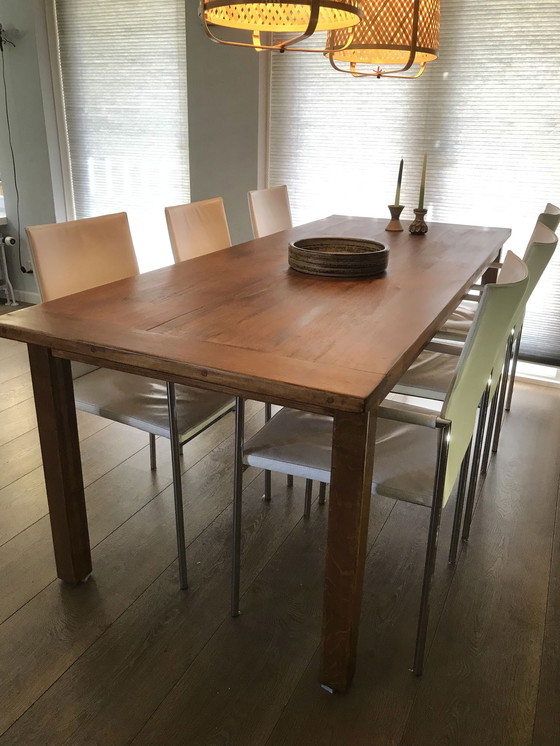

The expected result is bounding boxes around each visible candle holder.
[409,208,428,235]
[385,204,404,232]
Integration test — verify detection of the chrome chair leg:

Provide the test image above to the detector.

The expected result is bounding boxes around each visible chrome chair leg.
[264,471,272,503]
[264,403,272,502]
[231,396,245,617]
[149,433,157,471]
[413,422,450,676]
[167,382,188,590]
[480,384,499,475]
[505,326,522,413]
[304,479,313,518]
[448,439,471,565]
[263,403,292,490]
[318,482,327,505]
[492,335,513,454]
[461,386,490,544]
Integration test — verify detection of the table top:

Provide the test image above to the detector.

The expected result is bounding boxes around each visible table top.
[0,216,510,413]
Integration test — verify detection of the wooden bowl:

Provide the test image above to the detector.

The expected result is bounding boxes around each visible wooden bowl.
[288,236,389,278]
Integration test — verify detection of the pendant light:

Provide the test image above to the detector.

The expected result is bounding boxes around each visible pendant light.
[326,0,439,78]
[200,0,363,53]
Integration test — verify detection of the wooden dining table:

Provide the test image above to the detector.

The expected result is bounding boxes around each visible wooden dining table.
[0,215,510,692]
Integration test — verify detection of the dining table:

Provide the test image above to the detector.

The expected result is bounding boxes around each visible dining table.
[0,215,510,693]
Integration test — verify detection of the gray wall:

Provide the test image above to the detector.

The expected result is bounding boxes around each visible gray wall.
[0,1,261,297]
[0,0,55,299]
[185,5,260,245]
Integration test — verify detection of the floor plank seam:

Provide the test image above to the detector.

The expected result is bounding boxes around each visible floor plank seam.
[0,432,262,630]
[128,489,327,745]
[0,552,179,742]
[0,408,263,553]
[0,392,36,417]
[396,520,469,745]
[261,498,400,746]
[530,469,560,746]
[0,471,263,742]
[0,418,149,501]
[58,471,286,746]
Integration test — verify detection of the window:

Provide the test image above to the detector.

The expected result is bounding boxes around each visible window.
[51,0,189,271]
[268,0,560,365]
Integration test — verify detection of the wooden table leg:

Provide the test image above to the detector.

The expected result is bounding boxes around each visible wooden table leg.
[320,409,376,693]
[28,345,92,583]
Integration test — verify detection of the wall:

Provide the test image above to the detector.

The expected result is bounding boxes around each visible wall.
[185,4,260,245]
[0,0,54,301]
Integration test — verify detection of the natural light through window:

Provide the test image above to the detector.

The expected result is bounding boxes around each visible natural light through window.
[53,0,190,272]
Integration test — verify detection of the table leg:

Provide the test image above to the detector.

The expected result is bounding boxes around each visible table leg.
[28,345,92,583]
[320,409,376,693]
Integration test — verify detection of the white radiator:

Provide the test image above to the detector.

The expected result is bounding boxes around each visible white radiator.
[0,233,18,307]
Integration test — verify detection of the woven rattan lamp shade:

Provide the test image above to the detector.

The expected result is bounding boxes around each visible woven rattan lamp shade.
[203,0,362,32]
[328,0,439,77]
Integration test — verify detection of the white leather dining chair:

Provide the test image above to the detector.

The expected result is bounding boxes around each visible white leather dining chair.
[391,222,558,553]
[27,212,235,590]
[248,185,292,239]
[396,213,559,478]
[165,197,232,263]
[438,203,560,437]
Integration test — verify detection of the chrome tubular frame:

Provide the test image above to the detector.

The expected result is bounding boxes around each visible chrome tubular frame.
[304,478,313,517]
[505,324,523,412]
[167,382,188,590]
[149,433,157,471]
[461,385,490,544]
[480,380,500,475]
[448,438,472,565]
[231,396,245,617]
[492,333,514,454]
[413,418,450,676]
[264,403,272,502]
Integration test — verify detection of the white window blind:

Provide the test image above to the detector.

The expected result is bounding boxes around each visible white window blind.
[269,0,560,365]
[53,0,189,272]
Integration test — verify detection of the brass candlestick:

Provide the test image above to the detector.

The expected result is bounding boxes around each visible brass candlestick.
[409,208,428,235]
[385,204,404,232]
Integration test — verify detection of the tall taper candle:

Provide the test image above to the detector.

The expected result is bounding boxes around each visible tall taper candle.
[394,158,404,206]
[418,152,428,210]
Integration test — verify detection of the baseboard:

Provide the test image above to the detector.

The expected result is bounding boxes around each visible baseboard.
[14,289,41,305]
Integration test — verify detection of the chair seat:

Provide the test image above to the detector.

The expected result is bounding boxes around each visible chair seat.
[392,348,458,400]
[438,299,478,339]
[244,408,438,507]
[392,300,475,399]
[74,369,235,440]
[72,361,99,379]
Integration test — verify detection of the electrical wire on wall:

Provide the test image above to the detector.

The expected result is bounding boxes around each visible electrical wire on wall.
[0,24,31,273]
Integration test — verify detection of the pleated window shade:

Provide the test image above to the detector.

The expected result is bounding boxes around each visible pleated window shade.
[53,0,189,272]
[269,0,560,366]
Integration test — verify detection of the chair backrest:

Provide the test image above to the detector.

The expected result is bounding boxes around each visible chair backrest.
[26,212,139,302]
[248,185,292,239]
[165,198,231,264]
[488,209,560,398]
[539,202,560,232]
[441,250,532,503]
[512,214,560,333]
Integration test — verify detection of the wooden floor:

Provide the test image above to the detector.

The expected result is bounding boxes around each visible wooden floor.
[0,307,559,745]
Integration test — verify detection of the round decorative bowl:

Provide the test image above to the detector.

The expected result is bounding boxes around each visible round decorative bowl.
[288,236,389,278]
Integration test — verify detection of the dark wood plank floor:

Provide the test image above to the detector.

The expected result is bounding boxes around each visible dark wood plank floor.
[0,326,559,745]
